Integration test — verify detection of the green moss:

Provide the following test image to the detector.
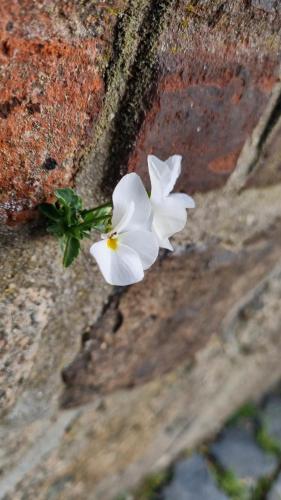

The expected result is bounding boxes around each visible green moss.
[226,402,259,426]
[256,426,281,458]
[134,469,171,500]
[107,7,123,16]
[99,0,174,194]
[117,401,280,500]
[252,476,274,500]
[211,466,249,500]
[185,3,200,16]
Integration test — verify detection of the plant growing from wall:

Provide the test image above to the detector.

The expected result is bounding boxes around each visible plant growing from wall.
[40,155,195,285]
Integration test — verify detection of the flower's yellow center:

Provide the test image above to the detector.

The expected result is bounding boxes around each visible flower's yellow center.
[107,237,118,251]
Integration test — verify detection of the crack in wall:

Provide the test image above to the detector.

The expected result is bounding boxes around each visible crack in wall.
[75,0,168,204]
[207,1,227,28]
[60,287,127,407]
[258,90,281,148]
[226,77,281,192]
[100,0,175,195]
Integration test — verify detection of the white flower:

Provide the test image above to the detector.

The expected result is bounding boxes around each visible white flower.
[148,155,195,250]
[90,173,159,286]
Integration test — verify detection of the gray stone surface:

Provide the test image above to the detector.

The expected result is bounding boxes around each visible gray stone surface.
[162,454,229,500]
[268,472,281,500]
[211,426,277,483]
[263,396,281,445]
[252,0,281,13]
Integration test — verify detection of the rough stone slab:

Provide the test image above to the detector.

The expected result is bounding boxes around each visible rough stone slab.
[162,454,229,500]
[263,396,281,445]
[268,472,281,500]
[211,426,277,484]
[128,1,281,194]
[1,184,281,499]
[62,215,281,407]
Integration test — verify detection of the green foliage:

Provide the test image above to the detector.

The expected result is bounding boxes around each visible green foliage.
[217,470,248,500]
[227,402,259,426]
[39,188,112,267]
[252,476,274,500]
[134,470,171,500]
[62,236,80,268]
[211,465,248,500]
[81,204,112,232]
[212,401,280,500]
[55,188,82,210]
[256,426,281,458]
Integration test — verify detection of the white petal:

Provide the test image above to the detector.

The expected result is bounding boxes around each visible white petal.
[112,173,151,231]
[119,230,159,270]
[169,192,195,208]
[148,155,168,201]
[148,155,182,199]
[113,201,135,234]
[90,239,144,286]
[157,235,173,251]
[152,197,187,240]
[165,155,182,194]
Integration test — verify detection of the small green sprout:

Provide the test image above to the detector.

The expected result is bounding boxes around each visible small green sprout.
[39,188,112,267]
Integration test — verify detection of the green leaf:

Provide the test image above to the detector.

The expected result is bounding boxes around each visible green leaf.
[79,203,112,234]
[81,202,112,220]
[55,188,82,210]
[47,223,65,238]
[39,203,61,222]
[67,224,86,240]
[65,205,74,227]
[91,220,111,233]
[80,211,96,225]
[62,236,80,268]
[59,236,67,253]
[39,193,112,267]
[82,204,112,232]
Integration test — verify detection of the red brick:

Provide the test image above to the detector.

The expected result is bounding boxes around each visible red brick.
[0,0,124,223]
[128,1,281,194]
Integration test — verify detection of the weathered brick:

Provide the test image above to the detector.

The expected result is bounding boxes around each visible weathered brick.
[0,0,126,223]
[128,1,281,193]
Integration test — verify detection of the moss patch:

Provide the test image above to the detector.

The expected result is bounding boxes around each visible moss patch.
[256,426,281,458]
[101,0,174,194]
[252,476,274,500]
[133,469,171,500]
[209,462,249,500]
[226,402,259,426]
